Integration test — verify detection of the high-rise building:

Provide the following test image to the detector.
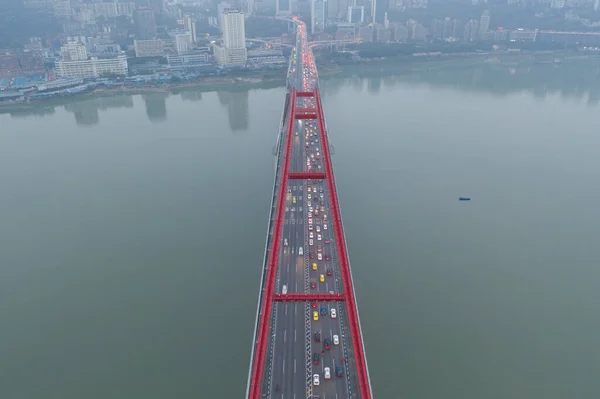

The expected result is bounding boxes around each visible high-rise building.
[53,0,72,17]
[183,15,197,42]
[479,10,491,38]
[60,41,88,61]
[215,9,247,65]
[276,0,292,15]
[327,0,339,20]
[134,8,156,40]
[174,33,192,54]
[464,19,479,41]
[311,0,327,34]
[222,10,245,48]
[218,2,232,31]
[347,6,364,23]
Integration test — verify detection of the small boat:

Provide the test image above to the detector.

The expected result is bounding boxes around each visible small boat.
[459,197,471,201]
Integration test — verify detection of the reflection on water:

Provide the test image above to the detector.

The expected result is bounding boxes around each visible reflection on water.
[142,93,168,122]
[217,90,249,132]
[180,90,202,102]
[2,58,599,128]
[320,58,600,106]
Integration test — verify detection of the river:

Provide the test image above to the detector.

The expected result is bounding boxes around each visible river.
[1,58,599,399]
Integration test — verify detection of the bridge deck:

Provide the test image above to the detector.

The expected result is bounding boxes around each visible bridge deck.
[248,18,372,399]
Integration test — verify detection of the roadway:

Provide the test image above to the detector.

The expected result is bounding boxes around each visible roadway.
[262,29,360,396]
[253,17,363,398]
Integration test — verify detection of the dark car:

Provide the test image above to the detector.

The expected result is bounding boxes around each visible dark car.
[335,365,343,377]
[324,339,331,350]
[325,254,331,261]
[324,239,330,244]
[320,307,327,316]
[327,269,333,276]
[309,252,314,259]
[314,331,321,342]
[311,281,316,289]
[313,353,320,365]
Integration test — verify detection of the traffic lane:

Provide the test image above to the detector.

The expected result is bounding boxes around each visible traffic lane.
[310,148,358,397]
[309,172,352,396]
[271,209,297,394]
[271,303,305,397]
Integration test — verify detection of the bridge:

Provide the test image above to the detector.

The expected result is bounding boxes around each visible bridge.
[246,16,373,399]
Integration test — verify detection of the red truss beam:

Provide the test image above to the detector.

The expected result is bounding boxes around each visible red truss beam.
[296,91,315,97]
[294,107,318,120]
[314,88,372,399]
[289,172,326,180]
[248,89,297,399]
[273,293,344,302]
[295,108,317,114]
[295,114,317,120]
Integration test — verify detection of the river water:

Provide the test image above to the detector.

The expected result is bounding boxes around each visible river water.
[1,58,599,399]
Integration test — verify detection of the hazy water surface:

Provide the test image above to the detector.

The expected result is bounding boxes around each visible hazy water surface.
[1,60,599,399]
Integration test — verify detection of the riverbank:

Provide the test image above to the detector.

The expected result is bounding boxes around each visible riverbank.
[0,73,287,113]
[2,51,598,113]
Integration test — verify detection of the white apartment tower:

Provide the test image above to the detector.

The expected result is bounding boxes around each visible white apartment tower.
[222,9,246,48]
[215,9,247,66]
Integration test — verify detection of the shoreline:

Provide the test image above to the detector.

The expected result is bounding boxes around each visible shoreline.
[2,51,598,113]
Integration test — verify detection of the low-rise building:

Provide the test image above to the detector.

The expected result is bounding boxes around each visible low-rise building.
[56,53,128,78]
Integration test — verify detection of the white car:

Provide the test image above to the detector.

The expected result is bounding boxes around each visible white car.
[308,212,313,218]
[330,308,337,319]
[317,234,322,241]
[308,225,313,231]
[317,253,322,261]
[316,226,321,232]
[313,187,317,193]
[313,374,320,386]
[299,247,304,256]
[308,194,311,200]
[323,224,328,230]
[309,239,314,246]
[333,334,339,345]
[308,218,313,224]
[324,367,331,380]
[309,232,314,239]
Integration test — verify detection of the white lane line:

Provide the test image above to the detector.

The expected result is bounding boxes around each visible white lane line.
[284,330,286,343]
[283,362,285,374]
[285,304,288,315]
[295,303,297,315]
[294,358,297,374]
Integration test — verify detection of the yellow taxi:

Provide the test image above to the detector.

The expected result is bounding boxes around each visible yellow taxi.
[292,196,296,204]
[319,274,325,283]
[313,311,319,321]
[312,262,318,271]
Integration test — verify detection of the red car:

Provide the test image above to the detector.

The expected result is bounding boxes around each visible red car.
[312,302,317,308]
[324,239,330,244]
[325,255,330,261]
[327,269,333,276]
[309,252,314,259]
[311,281,316,289]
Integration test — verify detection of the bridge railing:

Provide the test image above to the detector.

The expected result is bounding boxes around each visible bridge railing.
[245,86,292,399]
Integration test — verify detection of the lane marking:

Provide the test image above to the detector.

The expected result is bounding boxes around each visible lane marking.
[284,329,286,343]
[285,304,288,315]
[294,358,297,374]
[295,329,297,342]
